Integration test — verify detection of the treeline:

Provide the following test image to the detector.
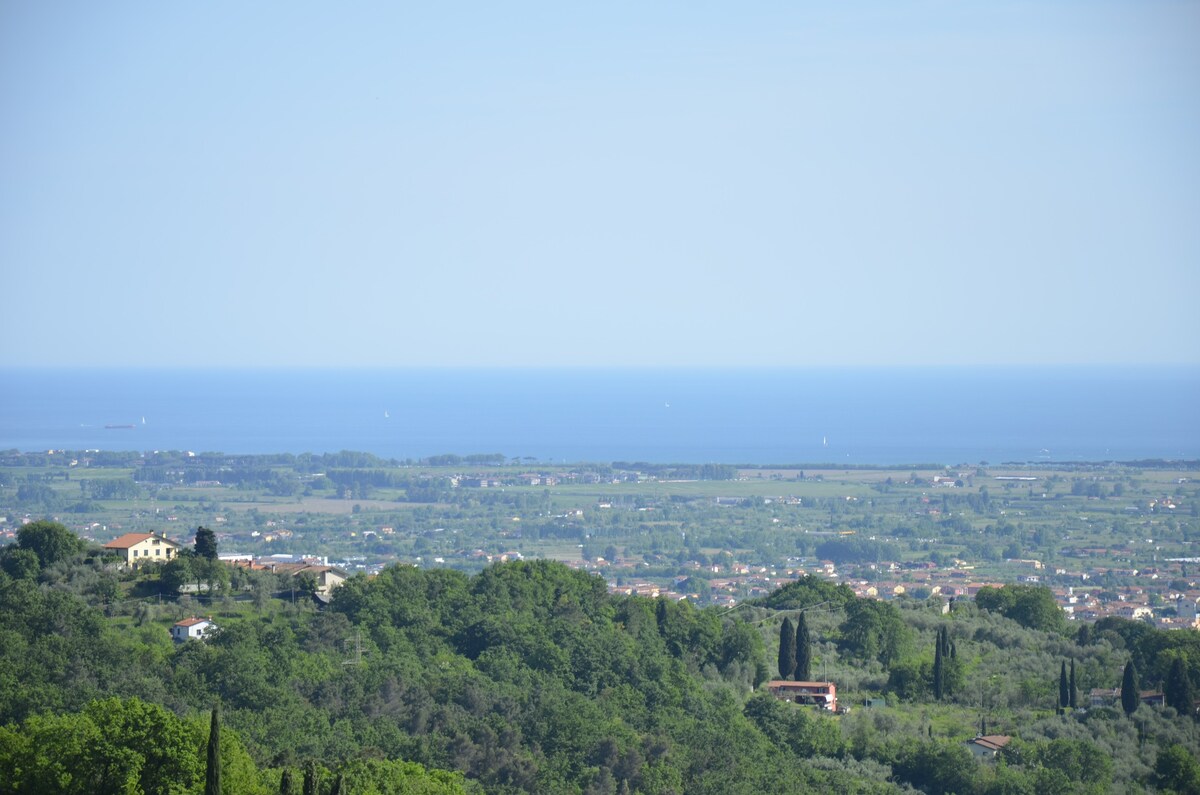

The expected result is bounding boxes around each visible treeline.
[11,480,144,513]
[814,538,903,565]
[10,453,744,500]
[609,462,738,480]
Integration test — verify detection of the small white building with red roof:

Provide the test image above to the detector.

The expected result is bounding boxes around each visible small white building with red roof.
[171,617,215,643]
[965,735,1011,759]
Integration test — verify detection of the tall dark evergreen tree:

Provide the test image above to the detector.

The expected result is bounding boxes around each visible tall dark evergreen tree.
[1164,657,1195,716]
[279,769,295,795]
[1121,661,1140,716]
[794,612,812,681]
[933,636,945,700]
[778,617,797,680]
[195,526,218,560]
[330,774,345,795]
[1069,658,1078,710]
[1059,661,1070,710]
[303,761,318,795]
[205,704,221,795]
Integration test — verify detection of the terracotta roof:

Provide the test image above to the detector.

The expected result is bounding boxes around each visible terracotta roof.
[173,617,212,628]
[968,735,1011,752]
[104,533,158,549]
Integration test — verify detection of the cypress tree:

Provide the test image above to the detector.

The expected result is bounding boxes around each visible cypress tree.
[1164,657,1195,716]
[195,526,218,560]
[303,761,318,795]
[950,641,957,660]
[1121,661,1140,716]
[205,704,221,795]
[778,617,796,679]
[279,769,295,795]
[330,774,345,795]
[933,635,945,700]
[795,612,812,681]
[1059,661,1069,710]
[1069,659,1078,710]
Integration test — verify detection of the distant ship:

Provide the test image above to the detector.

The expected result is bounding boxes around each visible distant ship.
[105,424,135,430]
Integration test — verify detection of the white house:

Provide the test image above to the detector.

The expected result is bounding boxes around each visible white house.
[965,735,1011,759]
[171,617,215,643]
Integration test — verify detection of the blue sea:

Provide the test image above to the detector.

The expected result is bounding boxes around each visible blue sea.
[0,367,1197,465]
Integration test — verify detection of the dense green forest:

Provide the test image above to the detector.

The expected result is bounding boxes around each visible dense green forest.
[1,522,1199,794]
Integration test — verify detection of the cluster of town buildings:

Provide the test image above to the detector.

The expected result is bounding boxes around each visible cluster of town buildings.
[600,555,1200,630]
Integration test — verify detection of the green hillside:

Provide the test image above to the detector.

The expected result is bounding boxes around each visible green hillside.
[1,523,1198,794]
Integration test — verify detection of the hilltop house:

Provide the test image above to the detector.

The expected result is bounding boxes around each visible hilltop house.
[965,735,1011,759]
[104,533,182,567]
[257,561,348,596]
[767,680,838,712]
[171,617,215,643]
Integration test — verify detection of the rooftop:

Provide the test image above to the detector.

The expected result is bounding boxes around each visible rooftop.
[104,532,180,549]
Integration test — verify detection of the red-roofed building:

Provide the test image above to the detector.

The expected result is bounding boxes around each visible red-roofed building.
[171,617,215,642]
[966,735,1011,759]
[104,533,182,567]
[767,680,837,712]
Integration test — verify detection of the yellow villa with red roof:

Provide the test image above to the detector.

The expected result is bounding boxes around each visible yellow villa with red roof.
[103,532,183,566]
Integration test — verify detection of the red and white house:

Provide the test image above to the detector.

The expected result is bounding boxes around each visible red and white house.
[965,735,1011,759]
[767,680,838,712]
[171,617,216,643]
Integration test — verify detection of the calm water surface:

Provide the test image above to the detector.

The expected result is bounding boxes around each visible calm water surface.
[1,367,1196,465]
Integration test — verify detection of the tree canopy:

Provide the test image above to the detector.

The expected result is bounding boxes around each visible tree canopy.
[15,520,85,568]
[752,574,855,612]
[975,584,1067,634]
[839,598,910,667]
[194,526,218,561]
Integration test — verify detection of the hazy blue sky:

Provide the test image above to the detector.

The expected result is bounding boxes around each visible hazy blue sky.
[2,2,1197,367]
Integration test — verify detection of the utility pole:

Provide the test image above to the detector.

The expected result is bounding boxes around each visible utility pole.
[343,631,363,666]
